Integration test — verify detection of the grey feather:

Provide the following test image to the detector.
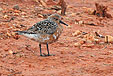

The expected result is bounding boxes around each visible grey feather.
[27,19,58,34]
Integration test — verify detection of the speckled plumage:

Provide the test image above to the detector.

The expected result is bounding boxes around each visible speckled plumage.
[27,19,58,34]
[16,14,68,56]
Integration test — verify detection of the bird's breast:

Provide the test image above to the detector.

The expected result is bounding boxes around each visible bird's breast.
[38,25,63,44]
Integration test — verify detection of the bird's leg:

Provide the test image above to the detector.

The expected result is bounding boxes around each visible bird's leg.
[46,43,55,56]
[46,43,50,56]
[39,44,43,56]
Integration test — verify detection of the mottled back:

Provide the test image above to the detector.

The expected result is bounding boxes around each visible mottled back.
[27,19,58,34]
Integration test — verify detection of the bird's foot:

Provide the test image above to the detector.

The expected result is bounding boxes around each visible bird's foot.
[47,54,55,56]
[40,54,46,57]
[40,54,55,57]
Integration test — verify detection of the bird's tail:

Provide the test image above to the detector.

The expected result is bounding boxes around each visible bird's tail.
[15,31,38,39]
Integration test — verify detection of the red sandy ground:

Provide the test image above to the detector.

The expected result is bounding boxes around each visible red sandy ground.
[0,0,113,76]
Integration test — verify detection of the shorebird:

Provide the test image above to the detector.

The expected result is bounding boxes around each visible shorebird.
[16,14,68,57]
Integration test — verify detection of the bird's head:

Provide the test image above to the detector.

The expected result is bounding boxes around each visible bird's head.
[48,14,68,26]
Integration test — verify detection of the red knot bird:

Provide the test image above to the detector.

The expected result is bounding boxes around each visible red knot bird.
[15,14,68,57]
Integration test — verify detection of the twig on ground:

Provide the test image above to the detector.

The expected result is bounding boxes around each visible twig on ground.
[93,3,112,18]
[57,0,67,15]
[0,66,22,76]
[0,16,15,22]
[84,23,97,26]
[38,0,47,7]
[95,32,105,38]
[0,66,15,73]
[8,71,22,76]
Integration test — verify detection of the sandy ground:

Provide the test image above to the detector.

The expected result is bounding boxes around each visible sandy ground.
[0,0,113,76]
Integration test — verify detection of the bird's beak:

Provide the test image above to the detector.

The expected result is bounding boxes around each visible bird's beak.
[60,20,68,26]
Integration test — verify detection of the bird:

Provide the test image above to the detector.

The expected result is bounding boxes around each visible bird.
[15,14,68,57]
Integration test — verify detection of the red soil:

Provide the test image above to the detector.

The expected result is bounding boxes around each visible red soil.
[0,0,113,76]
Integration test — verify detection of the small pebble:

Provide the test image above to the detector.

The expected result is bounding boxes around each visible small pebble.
[13,4,20,10]
[0,8,3,11]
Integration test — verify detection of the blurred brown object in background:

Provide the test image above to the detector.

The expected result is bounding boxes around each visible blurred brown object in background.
[93,3,112,18]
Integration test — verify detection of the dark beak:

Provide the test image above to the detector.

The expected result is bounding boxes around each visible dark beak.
[60,20,68,26]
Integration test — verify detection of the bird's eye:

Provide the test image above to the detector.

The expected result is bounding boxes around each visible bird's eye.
[54,18,58,20]
[56,18,58,20]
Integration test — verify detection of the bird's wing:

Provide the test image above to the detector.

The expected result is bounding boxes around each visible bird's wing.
[27,19,58,34]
